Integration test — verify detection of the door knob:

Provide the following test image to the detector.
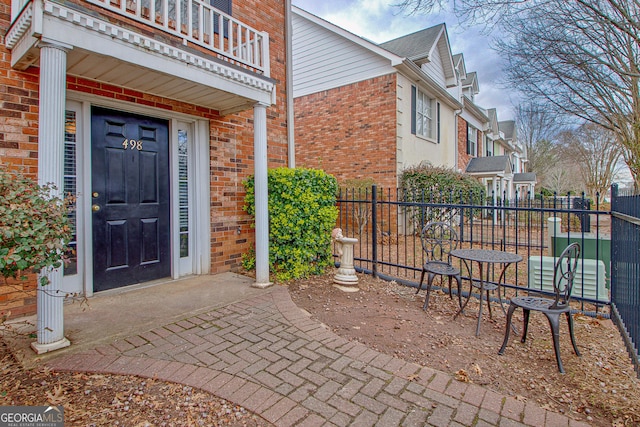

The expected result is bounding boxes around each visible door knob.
[92,192,99,198]
[92,204,101,212]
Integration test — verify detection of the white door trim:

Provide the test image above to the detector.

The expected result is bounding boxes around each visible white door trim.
[63,94,211,296]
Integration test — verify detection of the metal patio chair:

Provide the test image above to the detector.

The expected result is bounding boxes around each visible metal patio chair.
[415,222,462,311]
[498,243,582,373]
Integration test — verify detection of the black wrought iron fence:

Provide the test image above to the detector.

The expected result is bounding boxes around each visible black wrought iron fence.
[336,186,611,314]
[610,183,640,374]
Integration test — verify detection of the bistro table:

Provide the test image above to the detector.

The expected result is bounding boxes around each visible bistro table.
[450,249,523,336]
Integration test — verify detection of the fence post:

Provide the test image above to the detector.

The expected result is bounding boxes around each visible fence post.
[610,183,618,299]
[458,190,465,241]
[371,185,378,278]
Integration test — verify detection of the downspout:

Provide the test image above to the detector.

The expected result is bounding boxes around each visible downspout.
[285,0,295,168]
[454,109,462,172]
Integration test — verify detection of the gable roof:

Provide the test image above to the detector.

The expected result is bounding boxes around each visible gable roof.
[513,172,537,183]
[486,108,499,133]
[499,120,516,140]
[453,53,466,81]
[465,155,512,175]
[380,24,457,87]
[292,6,403,66]
[380,25,444,62]
[291,7,462,109]
[462,71,479,95]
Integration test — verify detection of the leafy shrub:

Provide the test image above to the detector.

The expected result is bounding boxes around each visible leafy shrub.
[400,162,485,226]
[0,168,72,286]
[243,168,339,282]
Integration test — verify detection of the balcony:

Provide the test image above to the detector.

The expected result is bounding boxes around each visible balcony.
[6,0,274,113]
[85,0,269,76]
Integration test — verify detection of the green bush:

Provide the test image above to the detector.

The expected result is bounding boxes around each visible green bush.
[400,162,485,226]
[243,168,339,282]
[0,168,72,286]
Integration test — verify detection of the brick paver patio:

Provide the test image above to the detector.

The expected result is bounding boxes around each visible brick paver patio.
[47,286,588,426]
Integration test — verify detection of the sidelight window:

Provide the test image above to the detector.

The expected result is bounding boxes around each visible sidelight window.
[178,129,189,258]
[63,110,78,276]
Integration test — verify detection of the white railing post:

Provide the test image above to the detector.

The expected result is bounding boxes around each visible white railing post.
[85,0,268,73]
[261,30,269,77]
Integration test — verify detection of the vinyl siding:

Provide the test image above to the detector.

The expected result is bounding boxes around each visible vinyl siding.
[420,46,446,88]
[292,13,396,97]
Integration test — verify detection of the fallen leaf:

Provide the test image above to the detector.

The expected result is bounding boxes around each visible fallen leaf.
[472,363,483,376]
[46,384,64,405]
[455,369,470,382]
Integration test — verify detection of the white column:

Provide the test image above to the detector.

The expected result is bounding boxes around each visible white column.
[252,102,272,288]
[31,41,71,354]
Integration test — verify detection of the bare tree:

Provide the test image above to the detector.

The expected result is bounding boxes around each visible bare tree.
[544,161,581,196]
[558,123,625,203]
[396,0,640,187]
[514,102,564,185]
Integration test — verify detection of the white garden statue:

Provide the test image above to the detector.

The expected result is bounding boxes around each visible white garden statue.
[331,228,359,291]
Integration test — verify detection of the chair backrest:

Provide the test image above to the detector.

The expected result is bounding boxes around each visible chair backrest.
[551,242,581,308]
[420,222,459,262]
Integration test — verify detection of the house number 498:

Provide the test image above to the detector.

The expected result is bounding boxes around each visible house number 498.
[122,139,143,151]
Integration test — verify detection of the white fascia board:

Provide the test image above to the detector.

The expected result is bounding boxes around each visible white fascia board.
[292,6,403,66]
[454,53,467,80]
[398,59,462,110]
[467,171,505,178]
[463,97,489,123]
[431,25,456,85]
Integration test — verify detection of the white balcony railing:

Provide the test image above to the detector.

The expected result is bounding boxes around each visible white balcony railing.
[86,0,269,76]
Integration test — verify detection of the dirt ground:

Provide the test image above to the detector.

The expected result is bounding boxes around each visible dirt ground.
[289,273,640,427]
[0,338,270,426]
[1,271,639,426]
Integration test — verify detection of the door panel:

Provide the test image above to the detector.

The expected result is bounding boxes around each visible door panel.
[92,107,170,291]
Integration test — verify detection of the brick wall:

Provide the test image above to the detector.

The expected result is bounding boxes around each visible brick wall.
[457,117,470,171]
[0,0,288,317]
[294,74,398,189]
[457,117,484,172]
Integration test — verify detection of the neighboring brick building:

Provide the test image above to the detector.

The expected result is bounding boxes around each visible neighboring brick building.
[294,74,398,189]
[1,0,290,343]
[450,65,487,172]
[451,56,536,199]
[292,7,462,190]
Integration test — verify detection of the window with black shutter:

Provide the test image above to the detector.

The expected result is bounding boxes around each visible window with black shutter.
[212,0,231,15]
[212,0,231,35]
[466,123,477,155]
[436,102,440,144]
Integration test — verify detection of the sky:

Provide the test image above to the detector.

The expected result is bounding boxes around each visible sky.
[291,0,517,120]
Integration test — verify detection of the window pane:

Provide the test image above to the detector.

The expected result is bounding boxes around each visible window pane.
[63,110,77,276]
[415,89,434,138]
[178,129,189,258]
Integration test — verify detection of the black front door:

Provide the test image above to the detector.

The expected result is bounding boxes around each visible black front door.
[91,107,171,291]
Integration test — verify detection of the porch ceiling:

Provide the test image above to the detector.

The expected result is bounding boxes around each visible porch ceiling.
[5,0,275,115]
[65,49,258,114]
